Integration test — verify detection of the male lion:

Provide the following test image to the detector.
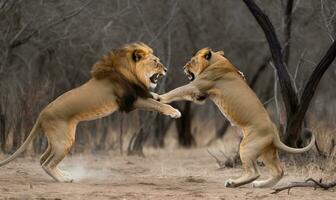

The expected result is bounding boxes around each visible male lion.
[0,42,181,182]
[157,48,315,188]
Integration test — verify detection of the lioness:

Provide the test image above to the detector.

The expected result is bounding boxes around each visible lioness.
[157,48,315,188]
[0,42,181,182]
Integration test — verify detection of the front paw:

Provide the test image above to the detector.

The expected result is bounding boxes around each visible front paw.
[163,107,181,118]
[224,179,236,188]
[158,95,170,103]
[151,92,161,101]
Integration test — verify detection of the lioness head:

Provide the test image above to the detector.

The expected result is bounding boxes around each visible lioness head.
[183,48,226,81]
[91,42,167,90]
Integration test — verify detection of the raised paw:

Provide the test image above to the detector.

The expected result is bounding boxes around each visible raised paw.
[164,107,181,118]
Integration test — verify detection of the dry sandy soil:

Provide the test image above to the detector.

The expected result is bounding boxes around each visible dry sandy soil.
[0,148,335,200]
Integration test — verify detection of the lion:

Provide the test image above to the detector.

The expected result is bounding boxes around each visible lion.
[0,42,181,182]
[157,48,315,188]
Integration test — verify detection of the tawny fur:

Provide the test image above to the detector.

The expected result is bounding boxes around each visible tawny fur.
[158,48,315,188]
[0,42,181,182]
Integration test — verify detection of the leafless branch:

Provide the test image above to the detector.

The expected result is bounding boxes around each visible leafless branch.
[271,62,283,125]
[320,0,335,42]
[242,0,299,120]
[294,49,306,81]
[292,0,302,13]
[249,56,270,88]
[134,2,154,39]
[294,41,336,127]
[149,1,178,45]
[0,0,9,10]
[282,0,294,65]
[9,0,93,49]
[263,97,274,106]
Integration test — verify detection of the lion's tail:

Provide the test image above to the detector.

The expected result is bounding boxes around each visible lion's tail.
[0,117,41,167]
[273,129,315,154]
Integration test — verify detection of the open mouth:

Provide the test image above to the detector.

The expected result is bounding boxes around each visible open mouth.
[184,70,195,81]
[150,73,163,84]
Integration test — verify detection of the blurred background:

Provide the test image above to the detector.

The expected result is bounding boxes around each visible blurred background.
[0,0,335,157]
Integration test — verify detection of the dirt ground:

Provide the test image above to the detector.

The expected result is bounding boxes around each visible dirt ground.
[0,148,335,200]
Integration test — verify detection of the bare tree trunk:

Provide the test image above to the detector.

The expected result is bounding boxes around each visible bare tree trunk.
[0,111,6,152]
[151,115,173,148]
[242,0,299,120]
[12,119,22,152]
[127,127,147,157]
[175,102,195,147]
[242,0,336,147]
[96,120,109,151]
[127,112,157,156]
[282,0,294,65]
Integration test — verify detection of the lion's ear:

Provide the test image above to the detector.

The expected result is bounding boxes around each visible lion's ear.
[217,50,225,56]
[204,50,212,60]
[132,49,145,62]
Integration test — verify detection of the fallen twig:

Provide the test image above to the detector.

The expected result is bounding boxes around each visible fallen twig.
[272,178,336,194]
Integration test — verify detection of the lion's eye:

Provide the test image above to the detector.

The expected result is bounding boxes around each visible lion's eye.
[204,51,212,60]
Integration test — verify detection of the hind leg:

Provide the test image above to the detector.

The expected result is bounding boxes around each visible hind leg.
[41,121,76,182]
[224,140,260,187]
[252,146,283,188]
[41,142,71,178]
[40,142,51,165]
[42,143,74,182]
